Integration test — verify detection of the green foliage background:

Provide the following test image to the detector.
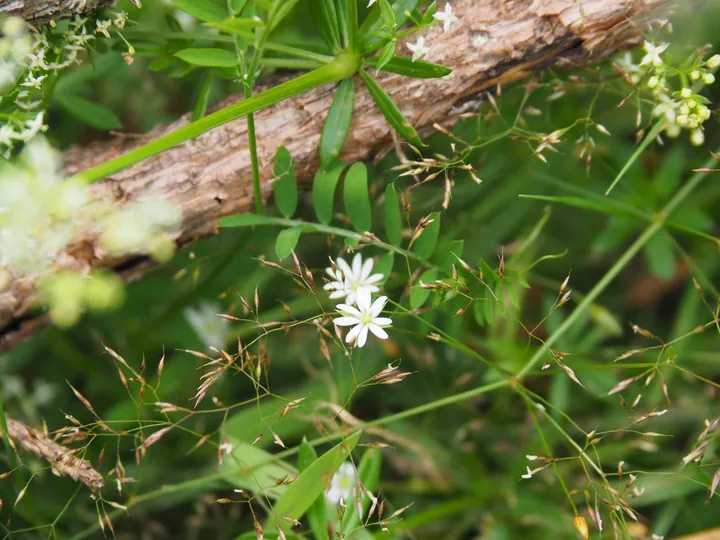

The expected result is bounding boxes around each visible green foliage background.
[2,1,720,539]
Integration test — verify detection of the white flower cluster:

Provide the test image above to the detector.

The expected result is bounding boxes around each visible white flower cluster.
[326,254,393,348]
[0,137,182,325]
[0,12,130,156]
[618,42,719,146]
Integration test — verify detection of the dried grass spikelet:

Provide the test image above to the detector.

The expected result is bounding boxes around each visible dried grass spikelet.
[2,415,104,491]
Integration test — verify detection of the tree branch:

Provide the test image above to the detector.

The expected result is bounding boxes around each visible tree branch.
[0,0,663,351]
[0,0,117,24]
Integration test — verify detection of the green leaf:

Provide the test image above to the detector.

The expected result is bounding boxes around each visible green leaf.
[421,1,437,25]
[229,0,249,16]
[643,230,676,280]
[221,440,297,500]
[312,161,346,225]
[358,69,423,147]
[218,213,278,228]
[433,239,464,272]
[375,40,397,73]
[410,269,438,309]
[313,0,341,51]
[55,94,122,131]
[343,162,372,232]
[411,212,441,259]
[383,182,402,245]
[204,17,265,35]
[374,253,394,284]
[193,71,213,121]
[175,48,238,67]
[341,448,382,534]
[275,227,304,260]
[378,0,397,29]
[273,146,298,218]
[274,431,360,529]
[170,0,227,22]
[298,439,329,540]
[364,55,452,79]
[320,78,355,168]
[360,0,418,49]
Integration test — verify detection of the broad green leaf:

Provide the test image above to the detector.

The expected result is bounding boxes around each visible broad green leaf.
[374,252,394,284]
[433,239,464,272]
[273,146,298,218]
[375,40,397,73]
[343,162,372,232]
[320,78,355,167]
[221,439,297,500]
[383,183,402,246]
[175,48,238,67]
[364,55,453,78]
[341,449,382,535]
[644,230,676,280]
[170,0,227,22]
[411,212,440,259]
[358,69,423,147]
[55,94,122,130]
[410,268,438,309]
[275,227,303,260]
[218,213,278,228]
[274,431,360,529]
[192,71,213,121]
[204,17,265,35]
[312,161,346,225]
[298,439,329,540]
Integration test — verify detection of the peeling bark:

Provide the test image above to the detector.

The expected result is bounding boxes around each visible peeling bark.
[0,0,117,24]
[0,0,663,351]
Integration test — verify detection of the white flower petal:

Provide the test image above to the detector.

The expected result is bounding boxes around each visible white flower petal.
[370,295,388,317]
[357,325,369,347]
[336,304,362,317]
[356,290,372,312]
[373,317,392,326]
[368,324,388,340]
[334,316,360,327]
[336,257,353,278]
[365,273,384,284]
[360,257,374,280]
[351,253,362,276]
[346,323,363,344]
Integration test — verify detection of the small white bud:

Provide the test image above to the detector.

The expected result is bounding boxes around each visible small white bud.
[690,129,704,147]
[702,72,715,84]
[707,54,720,69]
[680,87,692,98]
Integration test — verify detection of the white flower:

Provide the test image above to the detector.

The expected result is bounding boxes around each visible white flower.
[640,41,668,67]
[325,462,356,505]
[324,254,383,306]
[96,19,112,39]
[183,302,231,349]
[334,291,392,348]
[407,36,430,62]
[113,11,128,29]
[652,94,677,123]
[21,72,47,89]
[219,441,233,455]
[433,2,458,33]
[521,466,533,479]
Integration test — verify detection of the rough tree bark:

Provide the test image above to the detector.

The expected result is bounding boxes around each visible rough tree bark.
[0,0,117,24]
[0,0,662,351]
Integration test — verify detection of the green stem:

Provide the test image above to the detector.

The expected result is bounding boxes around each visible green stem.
[605,118,666,196]
[517,152,717,378]
[72,55,360,184]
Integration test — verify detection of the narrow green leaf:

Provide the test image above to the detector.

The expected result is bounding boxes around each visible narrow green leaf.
[341,449,382,534]
[55,94,122,130]
[175,48,238,67]
[358,69,423,147]
[347,0,359,52]
[275,227,303,260]
[218,213,277,228]
[314,0,341,51]
[204,17,265,35]
[312,161,346,225]
[360,0,419,49]
[273,146,298,218]
[383,182,402,246]
[421,1,437,25]
[411,212,440,259]
[221,439,296,499]
[298,439,329,540]
[274,431,361,529]
[364,55,452,79]
[375,40,397,73]
[343,162,372,232]
[519,194,631,218]
[378,0,397,29]
[230,0,249,16]
[410,269,438,309]
[320,78,355,168]
[193,71,213,121]
[170,0,227,22]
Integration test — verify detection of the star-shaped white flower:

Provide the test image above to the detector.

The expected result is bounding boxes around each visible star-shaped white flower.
[324,253,383,306]
[640,41,668,67]
[433,2,458,33]
[334,291,392,348]
[325,462,356,505]
[407,36,430,62]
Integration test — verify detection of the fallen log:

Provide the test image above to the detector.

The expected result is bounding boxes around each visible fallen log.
[0,0,662,351]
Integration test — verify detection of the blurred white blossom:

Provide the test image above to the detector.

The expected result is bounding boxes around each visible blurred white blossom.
[433,3,458,33]
[183,302,231,350]
[325,462,356,505]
